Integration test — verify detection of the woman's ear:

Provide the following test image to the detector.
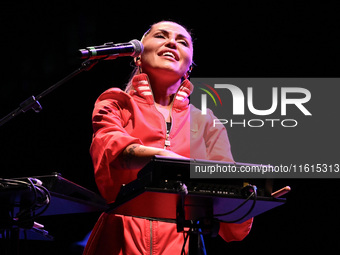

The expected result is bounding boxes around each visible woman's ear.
[184,64,193,79]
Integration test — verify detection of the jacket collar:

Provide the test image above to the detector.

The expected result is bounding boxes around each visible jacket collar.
[129,73,193,110]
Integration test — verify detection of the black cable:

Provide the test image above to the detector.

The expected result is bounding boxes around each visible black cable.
[197,222,207,255]
[0,178,31,186]
[1,177,51,226]
[27,178,38,210]
[31,184,51,218]
[14,178,39,221]
[181,231,190,255]
[214,186,256,217]
[216,185,257,223]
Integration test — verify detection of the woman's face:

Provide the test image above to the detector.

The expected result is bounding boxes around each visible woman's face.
[138,21,193,80]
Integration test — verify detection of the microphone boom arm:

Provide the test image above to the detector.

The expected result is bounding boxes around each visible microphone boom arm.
[0,59,99,127]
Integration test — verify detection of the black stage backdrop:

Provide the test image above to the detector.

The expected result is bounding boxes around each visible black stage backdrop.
[1,2,339,254]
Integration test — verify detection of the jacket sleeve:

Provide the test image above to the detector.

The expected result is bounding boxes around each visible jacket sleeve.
[90,88,142,203]
[204,110,234,162]
[204,109,253,242]
[218,218,253,242]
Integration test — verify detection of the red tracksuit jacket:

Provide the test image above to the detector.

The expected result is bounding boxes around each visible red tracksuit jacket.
[84,74,253,255]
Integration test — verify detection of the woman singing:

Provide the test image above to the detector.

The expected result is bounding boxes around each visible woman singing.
[84,20,252,255]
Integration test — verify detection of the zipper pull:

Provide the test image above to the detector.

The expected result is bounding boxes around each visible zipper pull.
[164,133,171,148]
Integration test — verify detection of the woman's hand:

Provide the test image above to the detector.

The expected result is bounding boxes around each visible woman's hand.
[158,149,187,159]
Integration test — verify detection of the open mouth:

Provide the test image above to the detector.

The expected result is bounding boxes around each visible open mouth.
[158,50,179,61]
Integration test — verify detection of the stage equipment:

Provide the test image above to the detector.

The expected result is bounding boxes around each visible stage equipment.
[0,173,107,254]
[0,39,143,127]
[108,156,289,255]
[78,39,143,60]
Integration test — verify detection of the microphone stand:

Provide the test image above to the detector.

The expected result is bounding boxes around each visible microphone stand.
[0,59,99,127]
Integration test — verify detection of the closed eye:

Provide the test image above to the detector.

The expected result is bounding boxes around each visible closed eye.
[178,39,189,47]
[154,33,166,39]
[153,30,190,47]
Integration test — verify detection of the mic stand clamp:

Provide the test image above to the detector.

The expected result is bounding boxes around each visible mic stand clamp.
[0,59,99,127]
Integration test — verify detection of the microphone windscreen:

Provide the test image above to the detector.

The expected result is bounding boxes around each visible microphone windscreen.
[130,39,144,58]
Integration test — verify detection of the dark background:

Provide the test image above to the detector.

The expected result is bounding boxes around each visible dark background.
[1,1,339,254]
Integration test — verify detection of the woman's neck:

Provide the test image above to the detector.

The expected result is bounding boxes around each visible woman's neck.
[146,71,182,106]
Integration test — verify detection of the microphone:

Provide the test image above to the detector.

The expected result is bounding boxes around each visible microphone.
[78,39,143,60]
